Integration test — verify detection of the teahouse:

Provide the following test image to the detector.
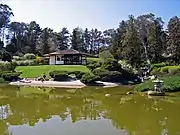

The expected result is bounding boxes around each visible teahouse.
[44,49,92,65]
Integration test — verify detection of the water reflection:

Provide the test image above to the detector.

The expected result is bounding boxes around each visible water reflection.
[0,85,180,135]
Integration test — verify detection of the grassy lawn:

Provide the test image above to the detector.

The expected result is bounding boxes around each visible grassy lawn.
[16,65,90,78]
[87,57,100,61]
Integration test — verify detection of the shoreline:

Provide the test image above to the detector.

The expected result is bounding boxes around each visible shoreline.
[9,80,120,88]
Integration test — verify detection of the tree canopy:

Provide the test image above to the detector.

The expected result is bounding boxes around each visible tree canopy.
[1,4,180,67]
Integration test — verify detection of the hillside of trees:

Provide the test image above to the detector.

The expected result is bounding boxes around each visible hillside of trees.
[0,4,180,68]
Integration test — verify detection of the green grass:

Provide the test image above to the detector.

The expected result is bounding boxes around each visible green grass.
[87,57,100,61]
[16,65,90,78]
[135,75,180,92]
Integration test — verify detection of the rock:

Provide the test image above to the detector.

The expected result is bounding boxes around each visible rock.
[147,90,165,96]
[126,91,133,95]
[105,94,111,97]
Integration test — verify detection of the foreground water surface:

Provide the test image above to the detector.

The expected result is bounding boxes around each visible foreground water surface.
[0,85,180,135]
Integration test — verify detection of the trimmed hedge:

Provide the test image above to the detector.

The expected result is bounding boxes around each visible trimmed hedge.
[102,58,121,71]
[0,61,16,71]
[151,65,180,76]
[80,73,100,84]
[2,72,22,81]
[68,71,86,79]
[92,68,122,82]
[23,53,36,60]
[86,60,102,71]
[49,70,69,81]
[135,75,180,92]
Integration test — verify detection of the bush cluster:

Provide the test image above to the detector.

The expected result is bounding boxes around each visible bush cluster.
[49,70,69,81]
[86,60,102,71]
[0,71,22,81]
[151,65,180,76]
[102,58,121,71]
[23,53,36,60]
[92,68,122,82]
[135,75,180,92]
[12,60,36,66]
[68,71,86,79]
[0,61,16,71]
[80,73,100,84]
[49,70,87,81]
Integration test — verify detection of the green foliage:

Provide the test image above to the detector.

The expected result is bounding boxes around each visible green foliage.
[150,62,168,70]
[0,61,15,71]
[102,58,121,71]
[13,56,23,61]
[12,60,36,66]
[135,75,180,92]
[2,71,21,81]
[151,65,180,76]
[99,50,114,61]
[16,65,89,78]
[86,60,102,71]
[49,70,69,81]
[36,56,45,65]
[92,68,108,76]
[80,73,100,84]
[92,68,122,82]
[23,53,36,60]
[0,78,8,83]
[68,71,86,79]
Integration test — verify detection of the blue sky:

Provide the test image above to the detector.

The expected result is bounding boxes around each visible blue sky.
[2,0,180,32]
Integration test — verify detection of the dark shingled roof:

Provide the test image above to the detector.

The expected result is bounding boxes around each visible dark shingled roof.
[44,49,92,57]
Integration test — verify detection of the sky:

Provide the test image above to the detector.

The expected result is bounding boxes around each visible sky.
[1,0,180,32]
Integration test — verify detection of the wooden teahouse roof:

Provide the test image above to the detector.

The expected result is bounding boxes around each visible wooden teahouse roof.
[44,49,92,57]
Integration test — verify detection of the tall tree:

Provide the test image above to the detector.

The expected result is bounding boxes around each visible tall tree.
[110,20,127,60]
[7,22,28,54]
[71,27,85,51]
[38,27,53,55]
[167,16,180,64]
[89,29,103,54]
[147,18,164,63]
[27,21,42,53]
[103,29,116,46]
[0,4,14,44]
[56,27,70,50]
[122,15,143,67]
[83,28,91,53]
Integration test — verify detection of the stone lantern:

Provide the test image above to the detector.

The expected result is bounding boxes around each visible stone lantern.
[148,78,165,96]
[152,79,164,92]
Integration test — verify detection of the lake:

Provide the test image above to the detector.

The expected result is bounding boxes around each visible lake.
[0,85,180,135]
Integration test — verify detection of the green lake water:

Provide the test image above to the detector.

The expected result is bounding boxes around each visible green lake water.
[0,85,180,135]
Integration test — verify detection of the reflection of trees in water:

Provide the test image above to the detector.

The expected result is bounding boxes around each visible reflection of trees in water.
[0,86,180,135]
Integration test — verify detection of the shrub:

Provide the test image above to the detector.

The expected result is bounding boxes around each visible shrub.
[0,61,15,71]
[80,73,100,84]
[92,68,122,82]
[101,71,122,82]
[151,65,180,76]
[24,53,36,60]
[12,60,36,66]
[49,70,69,81]
[68,71,86,79]
[86,60,102,71]
[92,68,108,76]
[119,60,138,74]
[99,50,114,61]
[13,56,23,61]
[2,72,22,81]
[135,75,180,92]
[36,56,45,65]
[102,58,121,71]
[150,62,168,71]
